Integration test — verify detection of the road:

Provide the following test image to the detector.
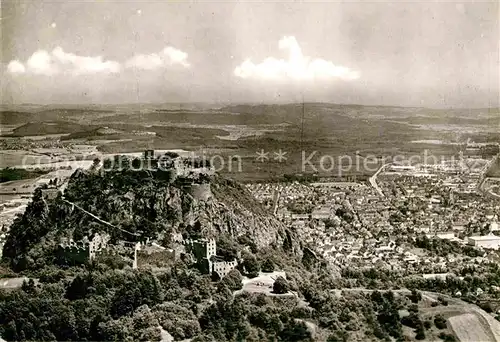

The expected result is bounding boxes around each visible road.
[478,154,500,199]
[369,163,390,197]
[1,205,27,215]
[0,277,39,290]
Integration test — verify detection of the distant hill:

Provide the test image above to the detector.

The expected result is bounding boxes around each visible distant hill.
[61,126,128,140]
[99,110,284,126]
[9,121,93,137]
[0,108,115,126]
[0,111,35,125]
[61,125,229,147]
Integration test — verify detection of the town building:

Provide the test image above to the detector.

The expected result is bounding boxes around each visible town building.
[490,221,499,232]
[468,234,500,250]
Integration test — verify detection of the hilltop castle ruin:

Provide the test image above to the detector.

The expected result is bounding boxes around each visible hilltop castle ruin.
[56,233,110,264]
[182,237,238,279]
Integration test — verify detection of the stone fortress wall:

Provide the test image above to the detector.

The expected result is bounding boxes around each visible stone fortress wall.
[57,233,110,264]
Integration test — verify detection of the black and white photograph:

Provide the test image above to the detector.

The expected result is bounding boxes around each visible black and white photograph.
[0,0,499,341]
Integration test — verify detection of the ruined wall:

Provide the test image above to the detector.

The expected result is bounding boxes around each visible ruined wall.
[136,249,176,268]
[56,245,90,264]
[184,183,212,201]
[41,188,59,200]
[211,260,238,279]
[57,233,110,264]
[88,234,110,259]
[184,239,209,260]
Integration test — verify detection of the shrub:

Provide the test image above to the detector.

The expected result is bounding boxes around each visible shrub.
[437,296,448,306]
[438,332,457,342]
[434,315,447,329]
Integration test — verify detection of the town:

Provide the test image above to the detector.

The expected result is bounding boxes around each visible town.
[248,146,500,291]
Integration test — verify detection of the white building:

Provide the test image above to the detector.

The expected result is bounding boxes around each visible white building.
[426,231,455,240]
[468,234,500,250]
[422,273,453,280]
[311,206,331,220]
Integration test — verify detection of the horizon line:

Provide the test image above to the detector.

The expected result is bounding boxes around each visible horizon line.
[1,101,499,111]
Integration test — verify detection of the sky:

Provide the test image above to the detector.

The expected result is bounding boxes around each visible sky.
[1,0,498,108]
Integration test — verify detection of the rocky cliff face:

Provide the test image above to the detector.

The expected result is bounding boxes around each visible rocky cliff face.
[3,169,299,271]
[187,177,290,248]
[84,172,293,249]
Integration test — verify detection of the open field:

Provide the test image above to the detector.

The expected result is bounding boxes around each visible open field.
[487,157,500,177]
[235,271,293,296]
[337,289,500,342]
[449,313,495,342]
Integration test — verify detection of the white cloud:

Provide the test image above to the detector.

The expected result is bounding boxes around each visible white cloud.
[7,60,26,73]
[125,46,190,70]
[27,50,57,75]
[6,46,189,76]
[51,47,121,74]
[8,47,121,76]
[234,36,360,81]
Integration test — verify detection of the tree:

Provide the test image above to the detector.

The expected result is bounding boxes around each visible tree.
[65,274,97,300]
[437,296,449,306]
[409,289,422,303]
[273,276,290,294]
[327,331,347,342]
[193,275,214,299]
[110,286,142,318]
[91,158,101,170]
[401,313,422,329]
[216,235,238,261]
[279,320,313,342]
[219,269,243,292]
[415,323,426,340]
[241,254,260,278]
[261,258,275,273]
[21,278,37,294]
